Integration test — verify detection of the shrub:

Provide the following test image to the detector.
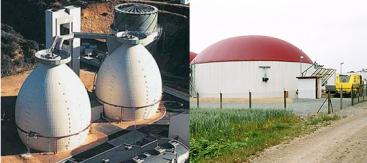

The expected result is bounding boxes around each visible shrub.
[1,24,39,76]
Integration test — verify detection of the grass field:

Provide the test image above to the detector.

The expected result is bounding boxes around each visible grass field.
[190,108,339,162]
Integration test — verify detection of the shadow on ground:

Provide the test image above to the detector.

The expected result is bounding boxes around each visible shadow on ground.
[1,96,28,155]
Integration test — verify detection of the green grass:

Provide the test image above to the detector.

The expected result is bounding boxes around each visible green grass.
[190,108,340,162]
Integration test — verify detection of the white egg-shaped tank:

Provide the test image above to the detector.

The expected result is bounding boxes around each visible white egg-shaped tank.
[95,34,162,121]
[15,50,91,152]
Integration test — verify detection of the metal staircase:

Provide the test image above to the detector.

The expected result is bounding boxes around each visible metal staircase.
[301,62,336,86]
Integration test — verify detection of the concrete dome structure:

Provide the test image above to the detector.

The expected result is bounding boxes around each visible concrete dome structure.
[95,37,162,121]
[192,36,312,64]
[191,35,314,98]
[15,50,91,152]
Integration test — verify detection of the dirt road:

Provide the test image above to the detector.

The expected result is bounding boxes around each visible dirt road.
[251,103,367,163]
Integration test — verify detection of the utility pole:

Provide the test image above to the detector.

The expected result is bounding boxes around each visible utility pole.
[300,55,304,76]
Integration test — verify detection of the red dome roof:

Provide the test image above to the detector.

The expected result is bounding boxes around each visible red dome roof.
[190,51,198,62]
[192,35,313,64]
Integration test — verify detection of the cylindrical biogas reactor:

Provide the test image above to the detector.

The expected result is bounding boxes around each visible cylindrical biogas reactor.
[15,49,91,152]
[95,33,163,121]
[112,3,158,34]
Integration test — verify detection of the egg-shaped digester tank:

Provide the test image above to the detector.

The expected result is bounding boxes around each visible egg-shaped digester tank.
[15,50,91,152]
[95,35,162,121]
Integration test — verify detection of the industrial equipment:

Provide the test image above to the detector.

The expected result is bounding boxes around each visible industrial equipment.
[95,32,163,121]
[15,37,91,152]
[112,3,158,34]
[336,73,363,95]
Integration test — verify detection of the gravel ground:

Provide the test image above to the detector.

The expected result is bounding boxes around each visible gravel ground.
[250,102,367,163]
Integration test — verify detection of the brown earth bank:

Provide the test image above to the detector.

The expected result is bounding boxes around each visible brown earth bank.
[2,0,189,83]
[250,102,367,163]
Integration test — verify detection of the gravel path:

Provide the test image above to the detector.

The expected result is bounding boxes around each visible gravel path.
[250,102,367,163]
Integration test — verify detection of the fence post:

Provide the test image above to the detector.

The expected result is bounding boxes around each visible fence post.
[358,85,360,103]
[327,91,331,114]
[351,85,354,106]
[362,85,366,101]
[284,90,287,109]
[249,91,252,109]
[364,84,366,101]
[340,85,343,110]
[220,92,223,109]
[363,84,365,101]
[196,92,200,108]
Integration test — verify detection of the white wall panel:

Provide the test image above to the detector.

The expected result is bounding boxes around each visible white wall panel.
[192,61,313,98]
[297,78,317,99]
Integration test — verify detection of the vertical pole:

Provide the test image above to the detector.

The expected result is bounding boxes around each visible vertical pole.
[358,85,360,103]
[284,90,287,109]
[364,84,366,101]
[362,84,364,101]
[220,92,222,109]
[361,84,364,101]
[340,85,343,110]
[364,84,365,101]
[327,91,331,114]
[358,85,362,103]
[196,92,199,108]
[351,85,354,106]
[340,62,343,109]
[249,91,252,109]
[300,60,302,76]
[299,56,304,76]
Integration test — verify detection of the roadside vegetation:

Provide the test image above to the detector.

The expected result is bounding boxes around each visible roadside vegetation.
[190,108,340,162]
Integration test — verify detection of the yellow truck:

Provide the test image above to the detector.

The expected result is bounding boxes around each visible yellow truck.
[335,73,363,95]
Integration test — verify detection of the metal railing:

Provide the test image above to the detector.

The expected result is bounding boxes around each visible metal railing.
[351,84,367,105]
[193,90,290,110]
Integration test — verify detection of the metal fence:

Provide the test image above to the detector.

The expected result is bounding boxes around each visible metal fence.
[190,88,366,116]
[350,84,367,106]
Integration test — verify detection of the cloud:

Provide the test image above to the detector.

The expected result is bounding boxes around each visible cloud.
[190,0,367,71]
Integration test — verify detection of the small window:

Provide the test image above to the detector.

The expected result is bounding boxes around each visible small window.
[339,75,350,83]
[60,23,70,35]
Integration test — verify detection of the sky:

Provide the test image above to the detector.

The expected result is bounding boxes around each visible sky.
[190,0,367,72]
